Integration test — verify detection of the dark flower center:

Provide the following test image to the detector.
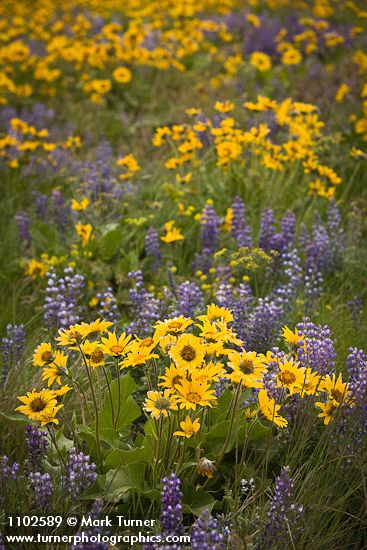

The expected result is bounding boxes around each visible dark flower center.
[180,345,196,362]
[30,397,47,412]
[279,370,296,385]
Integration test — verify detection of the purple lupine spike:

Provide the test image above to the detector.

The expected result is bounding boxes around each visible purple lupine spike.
[306,215,331,274]
[15,211,31,245]
[304,265,323,313]
[51,190,71,234]
[296,317,336,375]
[61,448,97,499]
[230,196,252,248]
[25,425,48,472]
[44,267,85,330]
[173,281,204,318]
[160,473,183,536]
[28,472,53,507]
[259,208,275,251]
[71,500,109,550]
[0,456,19,481]
[126,270,164,336]
[272,248,302,312]
[327,199,345,266]
[96,287,119,323]
[263,466,304,548]
[347,296,363,326]
[32,192,49,219]
[201,203,220,254]
[281,211,296,249]
[191,509,226,549]
[1,323,26,381]
[346,347,367,382]
[216,281,253,346]
[247,298,284,353]
[145,227,162,271]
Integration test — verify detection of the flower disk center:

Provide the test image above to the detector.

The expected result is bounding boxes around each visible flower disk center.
[155,397,171,411]
[30,397,47,413]
[279,370,296,385]
[180,345,196,362]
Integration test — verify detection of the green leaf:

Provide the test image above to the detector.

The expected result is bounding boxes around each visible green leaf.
[97,373,141,432]
[0,412,30,425]
[101,228,123,259]
[182,482,216,516]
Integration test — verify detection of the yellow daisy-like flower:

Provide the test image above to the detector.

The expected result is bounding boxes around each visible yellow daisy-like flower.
[191,362,225,385]
[71,197,89,211]
[160,220,184,243]
[33,343,53,367]
[75,222,94,247]
[281,47,302,65]
[143,389,178,419]
[51,384,73,397]
[315,400,339,425]
[16,389,62,423]
[282,326,304,346]
[228,350,267,387]
[299,368,322,397]
[174,415,200,437]
[38,405,64,427]
[159,334,177,355]
[41,350,68,387]
[113,66,132,84]
[100,331,132,357]
[197,304,233,325]
[154,316,193,339]
[170,334,205,370]
[250,51,272,72]
[175,379,217,410]
[119,340,158,369]
[321,373,351,404]
[80,341,105,368]
[276,359,305,395]
[86,319,114,334]
[56,324,91,349]
[159,363,186,394]
[258,389,288,428]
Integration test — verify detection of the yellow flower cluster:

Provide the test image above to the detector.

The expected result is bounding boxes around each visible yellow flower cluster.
[153,98,342,200]
[0,117,81,169]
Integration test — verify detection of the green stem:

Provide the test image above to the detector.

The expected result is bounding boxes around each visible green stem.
[79,346,101,457]
[102,364,115,428]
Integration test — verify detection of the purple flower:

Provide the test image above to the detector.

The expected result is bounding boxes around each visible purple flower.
[44,267,85,330]
[15,211,31,245]
[296,318,336,375]
[259,208,275,251]
[230,196,252,248]
[71,500,109,550]
[201,203,220,254]
[191,509,226,549]
[25,424,48,472]
[52,190,71,234]
[0,456,19,481]
[145,227,162,271]
[160,473,183,536]
[29,472,53,507]
[96,287,119,323]
[1,323,26,381]
[173,281,204,318]
[62,448,97,499]
[32,191,49,219]
[126,270,164,336]
[247,298,284,352]
[263,466,304,548]
[281,211,296,249]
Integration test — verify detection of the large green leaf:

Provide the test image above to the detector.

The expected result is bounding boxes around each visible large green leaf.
[182,482,216,516]
[97,373,141,431]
